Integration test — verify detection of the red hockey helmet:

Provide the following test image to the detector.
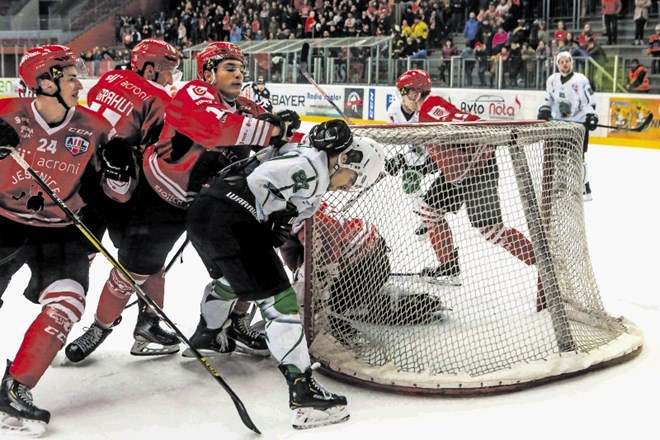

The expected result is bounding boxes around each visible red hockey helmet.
[396,69,432,96]
[131,38,181,73]
[196,42,246,79]
[19,44,83,93]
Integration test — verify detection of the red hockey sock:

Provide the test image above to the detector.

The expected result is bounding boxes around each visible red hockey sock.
[428,219,456,264]
[499,227,537,266]
[10,308,72,388]
[96,268,147,327]
[140,269,165,314]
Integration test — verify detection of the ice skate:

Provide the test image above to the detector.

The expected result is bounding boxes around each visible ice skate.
[0,360,49,438]
[420,250,461,286]
[226,313,269,357]
[182,315,235,358]
[131,310,180,356]
[280,363,349,430]
[413,223,429,241]
[65,321,116,363]
[583,183,593,202]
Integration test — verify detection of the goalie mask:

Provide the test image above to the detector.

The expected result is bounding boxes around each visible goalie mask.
[19,44,86,94]
[196,42,246,80]
[334,136,385,189]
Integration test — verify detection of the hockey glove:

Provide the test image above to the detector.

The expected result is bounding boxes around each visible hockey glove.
[98,138,136,182]
[268,202,299,248]
[0,118,20,160]
[277,110,301,139]
[308,119,353,153]
[385,153,406,176]
[257,110,301,148]
[537,106,552,121]
[270,222,294,248]
[584,114,599,131]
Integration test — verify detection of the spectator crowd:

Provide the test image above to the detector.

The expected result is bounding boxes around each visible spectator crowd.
[78,0,658,90]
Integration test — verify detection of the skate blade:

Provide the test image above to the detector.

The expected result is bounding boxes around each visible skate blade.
[291,405,350,430]
[410,275,461,287]
[233,344,271,358]
[130,340,179,356]
[181,347,233,358]
[0,412,46,438]
[428,276,461,287]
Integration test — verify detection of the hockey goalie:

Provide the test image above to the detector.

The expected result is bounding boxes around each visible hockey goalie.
[281,200,448,345]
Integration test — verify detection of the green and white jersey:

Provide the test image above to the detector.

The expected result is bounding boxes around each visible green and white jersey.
[247,144,330,223]
[543,71,596,123]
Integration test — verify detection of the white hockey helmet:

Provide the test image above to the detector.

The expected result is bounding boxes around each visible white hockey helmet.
[338,136,385,189]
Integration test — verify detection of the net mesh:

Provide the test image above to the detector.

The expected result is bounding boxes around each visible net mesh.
[302,121,642,393]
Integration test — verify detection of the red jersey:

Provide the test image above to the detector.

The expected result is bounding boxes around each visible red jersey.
[87,69,171,154]
[143,79,275,208]
[0,98,130,227]
[302,200,383,267]
[417,95,492,183]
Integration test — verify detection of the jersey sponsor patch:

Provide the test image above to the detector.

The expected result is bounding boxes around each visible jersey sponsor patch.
[427,105,451,121]
[64,136,90,156]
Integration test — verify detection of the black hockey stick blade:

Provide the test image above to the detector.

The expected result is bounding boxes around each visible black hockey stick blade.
[299,42,353,124]
[3,147,261,434]
[597,112,653,132]
[300,41,309,67]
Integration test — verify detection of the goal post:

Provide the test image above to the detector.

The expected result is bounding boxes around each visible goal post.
[301,120,643,395]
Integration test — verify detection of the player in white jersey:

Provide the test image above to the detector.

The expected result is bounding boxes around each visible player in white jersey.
[184,120,384,429]
[386,91,430,239]
[537,51,598,201]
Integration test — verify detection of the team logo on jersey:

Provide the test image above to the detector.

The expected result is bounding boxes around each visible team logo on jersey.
[291,170,310,192]
[64,136,90,156]
[427,105,450,120]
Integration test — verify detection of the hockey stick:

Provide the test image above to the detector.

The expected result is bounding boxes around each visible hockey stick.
[164,237,190,273]
[390,272,461,287]
[299,42,354,124]
[596,112,653,132]
[2,147,260,434]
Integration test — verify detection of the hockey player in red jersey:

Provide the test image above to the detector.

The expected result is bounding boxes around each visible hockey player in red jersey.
[0,44,135,436]
[384,69,543,309]
[73,41,297,361]
[66,38,184,361]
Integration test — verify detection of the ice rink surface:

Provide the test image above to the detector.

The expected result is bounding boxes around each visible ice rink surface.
[0,143,658,439]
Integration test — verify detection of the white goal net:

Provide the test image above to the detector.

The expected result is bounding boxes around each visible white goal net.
[301,121,643,394]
